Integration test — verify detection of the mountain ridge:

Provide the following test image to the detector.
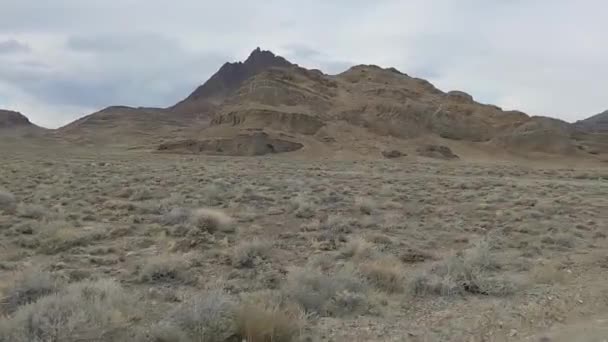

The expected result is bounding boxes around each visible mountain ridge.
[3,48,607,159]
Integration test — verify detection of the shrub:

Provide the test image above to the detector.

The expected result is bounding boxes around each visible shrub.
[0,190,16,212]
[339,237,375,261]
[130,186,153,201]
[407,240,516,297]
[16,203,46,219]
[138,255,192,284]
[236,292,305,342]
[283,266,369,316]
[136,321,190,342]
[37,222,106,254]
[161,207,191,226]
[0,270,60,314]
[359,257,405,293]
[189,208,234,233]
[0,279,137,342]
[355,197,375,215]
[232,239,272,268]
[162,290,238,342]
[290,196,315,219]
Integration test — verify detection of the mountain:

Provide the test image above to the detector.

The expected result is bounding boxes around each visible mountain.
[52,47,606,158]
[0,109,35,129]
[575,110,608,133]
[171,47,293,116]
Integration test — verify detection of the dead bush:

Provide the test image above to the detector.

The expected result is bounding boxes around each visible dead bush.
[161,290,238,342]
[408,240,517,297]
[138,255,193,284]
[0,279,138,342]
[339,237,375,261]
[0,190,16,212]
[16,203,47,220]
[189,208,234,233]
[359,257,405,293]
[37,222,106,254]
[161,207,191,226]
[283,266,369,316]
[0,270,61,314]
[355,197,375,215]
[236,291,305,342]
[232,239,272,268]
[290,196,315,219]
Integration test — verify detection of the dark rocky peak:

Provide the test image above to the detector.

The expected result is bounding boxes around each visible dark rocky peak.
[175,48,294,107]
[0,109,33,128]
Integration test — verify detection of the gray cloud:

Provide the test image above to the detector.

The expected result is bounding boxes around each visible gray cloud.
[0,0,607,127]
[0,39,30,54]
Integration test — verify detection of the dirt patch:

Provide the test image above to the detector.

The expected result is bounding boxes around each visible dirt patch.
[158,132,303,156]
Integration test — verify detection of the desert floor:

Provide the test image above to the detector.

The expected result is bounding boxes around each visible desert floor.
[0,146,607,341]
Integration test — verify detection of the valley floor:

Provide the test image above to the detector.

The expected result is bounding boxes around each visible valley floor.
[0,147,607,341]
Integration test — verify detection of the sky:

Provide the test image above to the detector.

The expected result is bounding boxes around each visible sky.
[0,0,607,128]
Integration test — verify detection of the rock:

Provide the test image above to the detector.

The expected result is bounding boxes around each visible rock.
[382,150,405,159]
[445,90,474,103]
[417,145,459,160]
[158,132,303,156]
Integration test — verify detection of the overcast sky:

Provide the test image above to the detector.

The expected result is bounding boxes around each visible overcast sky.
[0,0,606,128]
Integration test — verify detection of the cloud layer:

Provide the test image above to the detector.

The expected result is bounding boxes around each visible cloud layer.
[0,0,606,127]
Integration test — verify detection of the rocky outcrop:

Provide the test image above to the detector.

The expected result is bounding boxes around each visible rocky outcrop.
[157,132,303,156]
[172,48,294,114]
[417,145,459,160]
[382,150,405,159]
[211,109,324,135]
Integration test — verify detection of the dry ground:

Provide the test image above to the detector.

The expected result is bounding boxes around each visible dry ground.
[0,146,607,341]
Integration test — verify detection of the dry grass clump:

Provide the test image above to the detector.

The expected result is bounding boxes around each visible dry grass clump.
[290,196,315,219]
[236,291,306,342]
[15,203,47,219]
[359,256,405,293]
[138,255,193,284]
[283,266,369,316]
[162,207,234,233]
[232,239,272,268]
[139,290,305,342]
[339,237,376,261]
[161,207,191,226]
[0,270,61,315]
[37,221,106,254]
[355,196,376,215]
[190,208,234,233]
[146,290,237,342]
[0,189,16,212]
[408,240,517,297]
[130,186,154,201]
[0,279,138,342]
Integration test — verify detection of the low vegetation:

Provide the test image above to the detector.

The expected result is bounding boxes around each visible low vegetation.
[0,149,606,340]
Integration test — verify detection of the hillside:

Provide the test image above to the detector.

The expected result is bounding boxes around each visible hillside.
[50,48,607,159]
[575,110,608,133]
[0,109,36,129]
[56,106,193,146]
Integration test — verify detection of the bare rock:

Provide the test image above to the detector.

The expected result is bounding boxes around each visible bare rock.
[381,150,405,159]
[417,145,459,160]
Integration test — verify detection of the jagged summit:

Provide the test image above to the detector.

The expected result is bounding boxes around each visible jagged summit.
[171,48,294,114]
